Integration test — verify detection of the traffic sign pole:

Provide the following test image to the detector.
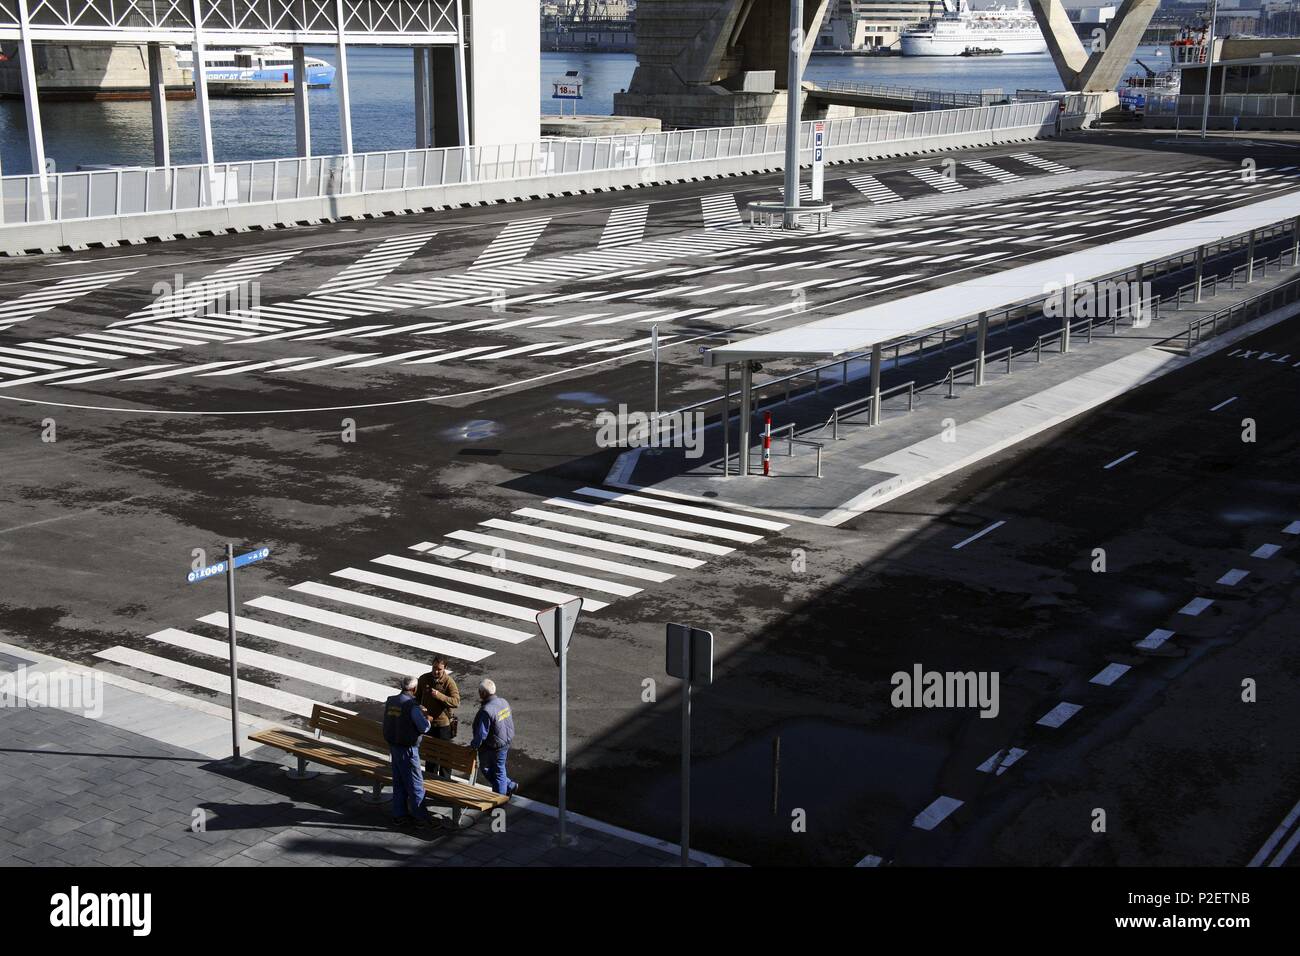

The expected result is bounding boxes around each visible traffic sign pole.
[680,628,691,868]
[225,542,244,763]
[556,604,570,846]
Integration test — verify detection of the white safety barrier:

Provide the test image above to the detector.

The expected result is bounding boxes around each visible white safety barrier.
[0,102,1057,230]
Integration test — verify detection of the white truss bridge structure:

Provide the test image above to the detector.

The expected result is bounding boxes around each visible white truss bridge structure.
[0,0,460,44]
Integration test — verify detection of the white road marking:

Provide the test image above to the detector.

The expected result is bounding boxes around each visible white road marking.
[515,507,734,555]
[447,529,676,582]
[1252,543,1281,559]
[94,646,322,718]
[572,486,788,531]
[1090,662,1131,686]
[245,595,492,662]
[1136,628,1175,650]
[951,520,1005,550]
[1217,568,1249,586]
[1036,702,1082,728]
[198,612,426,675]
[290,581,532,644]
[1104,450,1139,470]
[1210,396,1238,411]
[453,551,641,598]
[1248,796,1300,867]
[913,795,963,830]
[476,517,702,568]
[1179,597,1214,616]
[371,554,609,612]
[541,496,762,542]
[331,567,541,622]
[976,747,1027,775]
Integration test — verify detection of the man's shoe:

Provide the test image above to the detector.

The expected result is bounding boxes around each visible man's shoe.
[506,782,519,796]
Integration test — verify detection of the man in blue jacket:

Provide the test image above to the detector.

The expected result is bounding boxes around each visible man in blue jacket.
[469,678,518,796]
[383,676,433,826]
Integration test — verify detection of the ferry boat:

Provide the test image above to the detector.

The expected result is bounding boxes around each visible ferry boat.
[174,46,335,92]
[901,0,1047,57]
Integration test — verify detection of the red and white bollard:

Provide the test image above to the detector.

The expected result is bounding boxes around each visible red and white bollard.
[762,411,772,477]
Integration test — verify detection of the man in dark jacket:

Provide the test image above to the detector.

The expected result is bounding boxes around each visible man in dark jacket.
[415,658,460,780]
[383,676,432,826]
[469,678,518,796]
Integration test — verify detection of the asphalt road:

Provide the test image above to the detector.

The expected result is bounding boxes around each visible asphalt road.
[1,131,1298,866]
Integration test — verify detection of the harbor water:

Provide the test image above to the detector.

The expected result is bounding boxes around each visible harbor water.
[0,46,1167,176]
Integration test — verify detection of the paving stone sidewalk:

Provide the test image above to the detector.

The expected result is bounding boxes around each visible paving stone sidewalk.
[0,705,712,867]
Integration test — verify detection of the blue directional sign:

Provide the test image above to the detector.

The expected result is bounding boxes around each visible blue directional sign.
[187,548,269,583]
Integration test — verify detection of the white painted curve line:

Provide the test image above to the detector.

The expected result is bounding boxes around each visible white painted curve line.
[1217,568,1249,586]
[1210,396,1238,412]
[1036,702,1082,728]
[952,520,1006,551]
[913,796,964,831]
[1179,597,1214,617]
[1249,796,1300,867]
[1104,450,1138,470]
[1135,628,1175,651]
[1090,662,1131,686]
[976,747,1027,776]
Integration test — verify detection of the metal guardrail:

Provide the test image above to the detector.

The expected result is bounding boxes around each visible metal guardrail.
[817,81,999,109]
[769,423,824,479]
[1146,93,1300,118]
[0,101,1057,227]
[1167,269,1300,350]
[825,381,915,439]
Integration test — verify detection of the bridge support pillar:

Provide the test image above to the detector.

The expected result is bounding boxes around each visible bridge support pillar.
[869,344,882,425]
[148,43,171,168]
[974,314,988,386]
[189,0,216,196]
[334,0,354,159]
[16,0,49,214]
[414,48,430,150]
[430,46,464,148]
[781,0,803,230]
[292,46,312,158]
[1194,245,1205,302]
[1028,0,1161,92]
[739,360,753,476]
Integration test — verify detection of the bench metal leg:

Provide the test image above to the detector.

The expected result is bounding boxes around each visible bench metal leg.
[285,756,320,780]
[451,807,463,829]
[362,781,386,803]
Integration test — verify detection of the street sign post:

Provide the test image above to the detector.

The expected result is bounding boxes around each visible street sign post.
[666,622,714,866]
[811,120,826,203]
[537,597,582,845]
[550,70,583,117]
[188,544,269,761]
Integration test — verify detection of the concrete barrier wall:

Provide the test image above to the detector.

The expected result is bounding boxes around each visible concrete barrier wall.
[0,117,1054,255]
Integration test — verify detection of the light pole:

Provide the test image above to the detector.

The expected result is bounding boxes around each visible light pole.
[1200,0,1218,140]
[783,0,805,229]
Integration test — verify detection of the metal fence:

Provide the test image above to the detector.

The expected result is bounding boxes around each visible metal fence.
[0,101,1057,227]
[1145,93,1300,118]
[818,80,1002,109]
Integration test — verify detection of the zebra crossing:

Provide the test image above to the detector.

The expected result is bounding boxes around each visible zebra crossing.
[909,166,966,193]
[114,252,300,327]
[91,486,788,722]
[963,158,1021,184]
[848,174,902,204]
[599,205,650,248]
[1010,152,1072,175]
[777,183,815,202]
[0,270,137,327]
[312,231,435,294]
[470,217,551,270]
[701,194,742,228]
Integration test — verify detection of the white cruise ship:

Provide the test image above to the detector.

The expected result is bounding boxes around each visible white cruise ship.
[901,0,1047,56]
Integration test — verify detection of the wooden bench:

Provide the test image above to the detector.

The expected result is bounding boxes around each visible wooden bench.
[249,704,510,826]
